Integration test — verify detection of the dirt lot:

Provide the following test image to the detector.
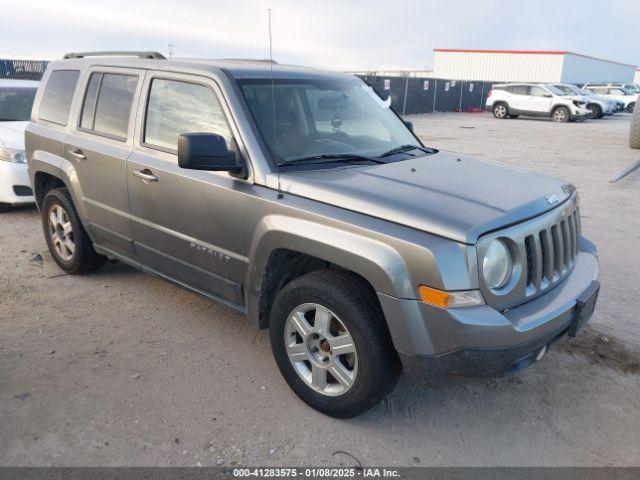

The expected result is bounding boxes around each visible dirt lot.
[1,113,639,467]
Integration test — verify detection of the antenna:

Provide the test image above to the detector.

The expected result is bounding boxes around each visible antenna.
[268,8,283,199]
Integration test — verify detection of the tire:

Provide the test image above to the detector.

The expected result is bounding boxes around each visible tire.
[587,103,602,119]
[269,269,400,418]
[626,102,636,114]
[552,106,570,123]
[0,203,10,213]
[41,187,105,274]
[492,103,508,119]
[630,101,640,149]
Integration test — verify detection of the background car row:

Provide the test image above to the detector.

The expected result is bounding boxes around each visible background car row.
[486,82,638,121]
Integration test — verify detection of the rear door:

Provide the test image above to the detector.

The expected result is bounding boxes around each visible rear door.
[127,72,252,307]
[506,85,529,111]
[64,67,144,262]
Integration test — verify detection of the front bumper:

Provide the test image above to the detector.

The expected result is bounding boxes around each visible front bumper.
[378,239,599,382]
[0,161,34,205]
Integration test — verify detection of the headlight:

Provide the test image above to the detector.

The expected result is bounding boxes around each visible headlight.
[483,239,512,289]
[0,147,27,164]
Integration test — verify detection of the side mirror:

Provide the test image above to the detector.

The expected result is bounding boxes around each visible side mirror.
[403,120,414,132]
[178,133,245,177]
[543,93,552,98]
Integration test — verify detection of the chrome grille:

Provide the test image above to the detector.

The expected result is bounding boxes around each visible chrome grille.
[524,205,580,295]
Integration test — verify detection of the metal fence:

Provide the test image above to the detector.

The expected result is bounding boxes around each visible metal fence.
[358,75,497,114]
[1,59,49,81]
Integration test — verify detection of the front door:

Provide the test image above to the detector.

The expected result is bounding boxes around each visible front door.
[64,68,144,261]
[127,73,251,307]
[527,86,553,113]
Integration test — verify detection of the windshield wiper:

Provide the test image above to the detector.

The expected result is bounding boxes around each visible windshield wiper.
[378,144,435,158]
[278,153,384,167]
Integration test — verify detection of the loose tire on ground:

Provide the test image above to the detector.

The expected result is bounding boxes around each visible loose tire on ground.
[41,187,105,274]
[631,101,640,149]
[492,103,508,119]
[552,106,570,123]
[269,269,400,418]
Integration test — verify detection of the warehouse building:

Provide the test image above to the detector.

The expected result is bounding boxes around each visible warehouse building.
[433,49,636,84]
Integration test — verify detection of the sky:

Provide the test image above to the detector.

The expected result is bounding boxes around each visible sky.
[1,0,639,71]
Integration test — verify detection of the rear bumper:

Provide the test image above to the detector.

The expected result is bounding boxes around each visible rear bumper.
[0,161,34,205]
[378,238,599,382]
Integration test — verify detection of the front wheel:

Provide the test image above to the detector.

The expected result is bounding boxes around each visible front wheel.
[269,270,400,418]
[41,188,105,274]
[626,102,636,114]
[0,203,10,213]
[587,103,602,119]
[552,106,570,123]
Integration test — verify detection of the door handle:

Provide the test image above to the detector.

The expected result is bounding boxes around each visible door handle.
[68,148,87,161]
[132,168,159,183]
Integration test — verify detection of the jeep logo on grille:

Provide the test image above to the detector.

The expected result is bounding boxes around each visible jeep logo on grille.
[545,194,560,205]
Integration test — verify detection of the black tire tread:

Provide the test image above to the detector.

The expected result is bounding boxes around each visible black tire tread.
[269,269,400,418]
[630,102,640,149]
[41,187,105,274]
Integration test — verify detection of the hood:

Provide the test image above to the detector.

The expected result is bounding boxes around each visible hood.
[280,151,573,244]
[0,121,28,150]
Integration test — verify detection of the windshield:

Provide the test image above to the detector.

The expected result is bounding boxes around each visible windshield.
[0,87,37,121]
[578,89,594,96]
[545,85,564,96]
[237,78,421,166]
[622,85,639,94]
[552,85,576,96]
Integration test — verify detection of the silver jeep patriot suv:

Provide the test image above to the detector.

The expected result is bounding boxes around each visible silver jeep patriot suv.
[26,52,600,417]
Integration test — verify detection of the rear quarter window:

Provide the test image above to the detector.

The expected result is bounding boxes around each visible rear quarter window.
[38,70,80,125]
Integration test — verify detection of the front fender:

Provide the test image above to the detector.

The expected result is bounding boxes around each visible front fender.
[246,214,414,300]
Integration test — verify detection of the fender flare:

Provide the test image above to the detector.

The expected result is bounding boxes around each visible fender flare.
[246,215,415,301]
[29,151,90,226]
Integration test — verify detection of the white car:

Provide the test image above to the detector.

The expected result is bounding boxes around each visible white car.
[486,83,590,122]
[0,79,38,212]
[549,83,615,118]
[582,84,637,113]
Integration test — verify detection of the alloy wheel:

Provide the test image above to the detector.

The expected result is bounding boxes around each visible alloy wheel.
[284,303,358,396]
[48,204,75,261]
[553,109,567,122]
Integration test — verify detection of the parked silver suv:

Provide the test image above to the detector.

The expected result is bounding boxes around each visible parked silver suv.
[26,52,600,417]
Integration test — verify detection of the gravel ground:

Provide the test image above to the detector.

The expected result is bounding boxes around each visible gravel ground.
[1,112,639,467]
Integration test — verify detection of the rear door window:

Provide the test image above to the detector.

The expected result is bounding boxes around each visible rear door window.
[38,70,80,125]
[80,73,137,140]
[509,85,529,95]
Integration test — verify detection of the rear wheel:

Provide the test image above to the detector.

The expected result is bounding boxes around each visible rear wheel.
[492,103,508,119]
[0,203,10,213]
[269,270,400,418]
[587,103,602,119]
[41,188,105,274]
[552,106,570,123]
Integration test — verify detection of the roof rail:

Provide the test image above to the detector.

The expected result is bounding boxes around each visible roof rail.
[63,51,166,60]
